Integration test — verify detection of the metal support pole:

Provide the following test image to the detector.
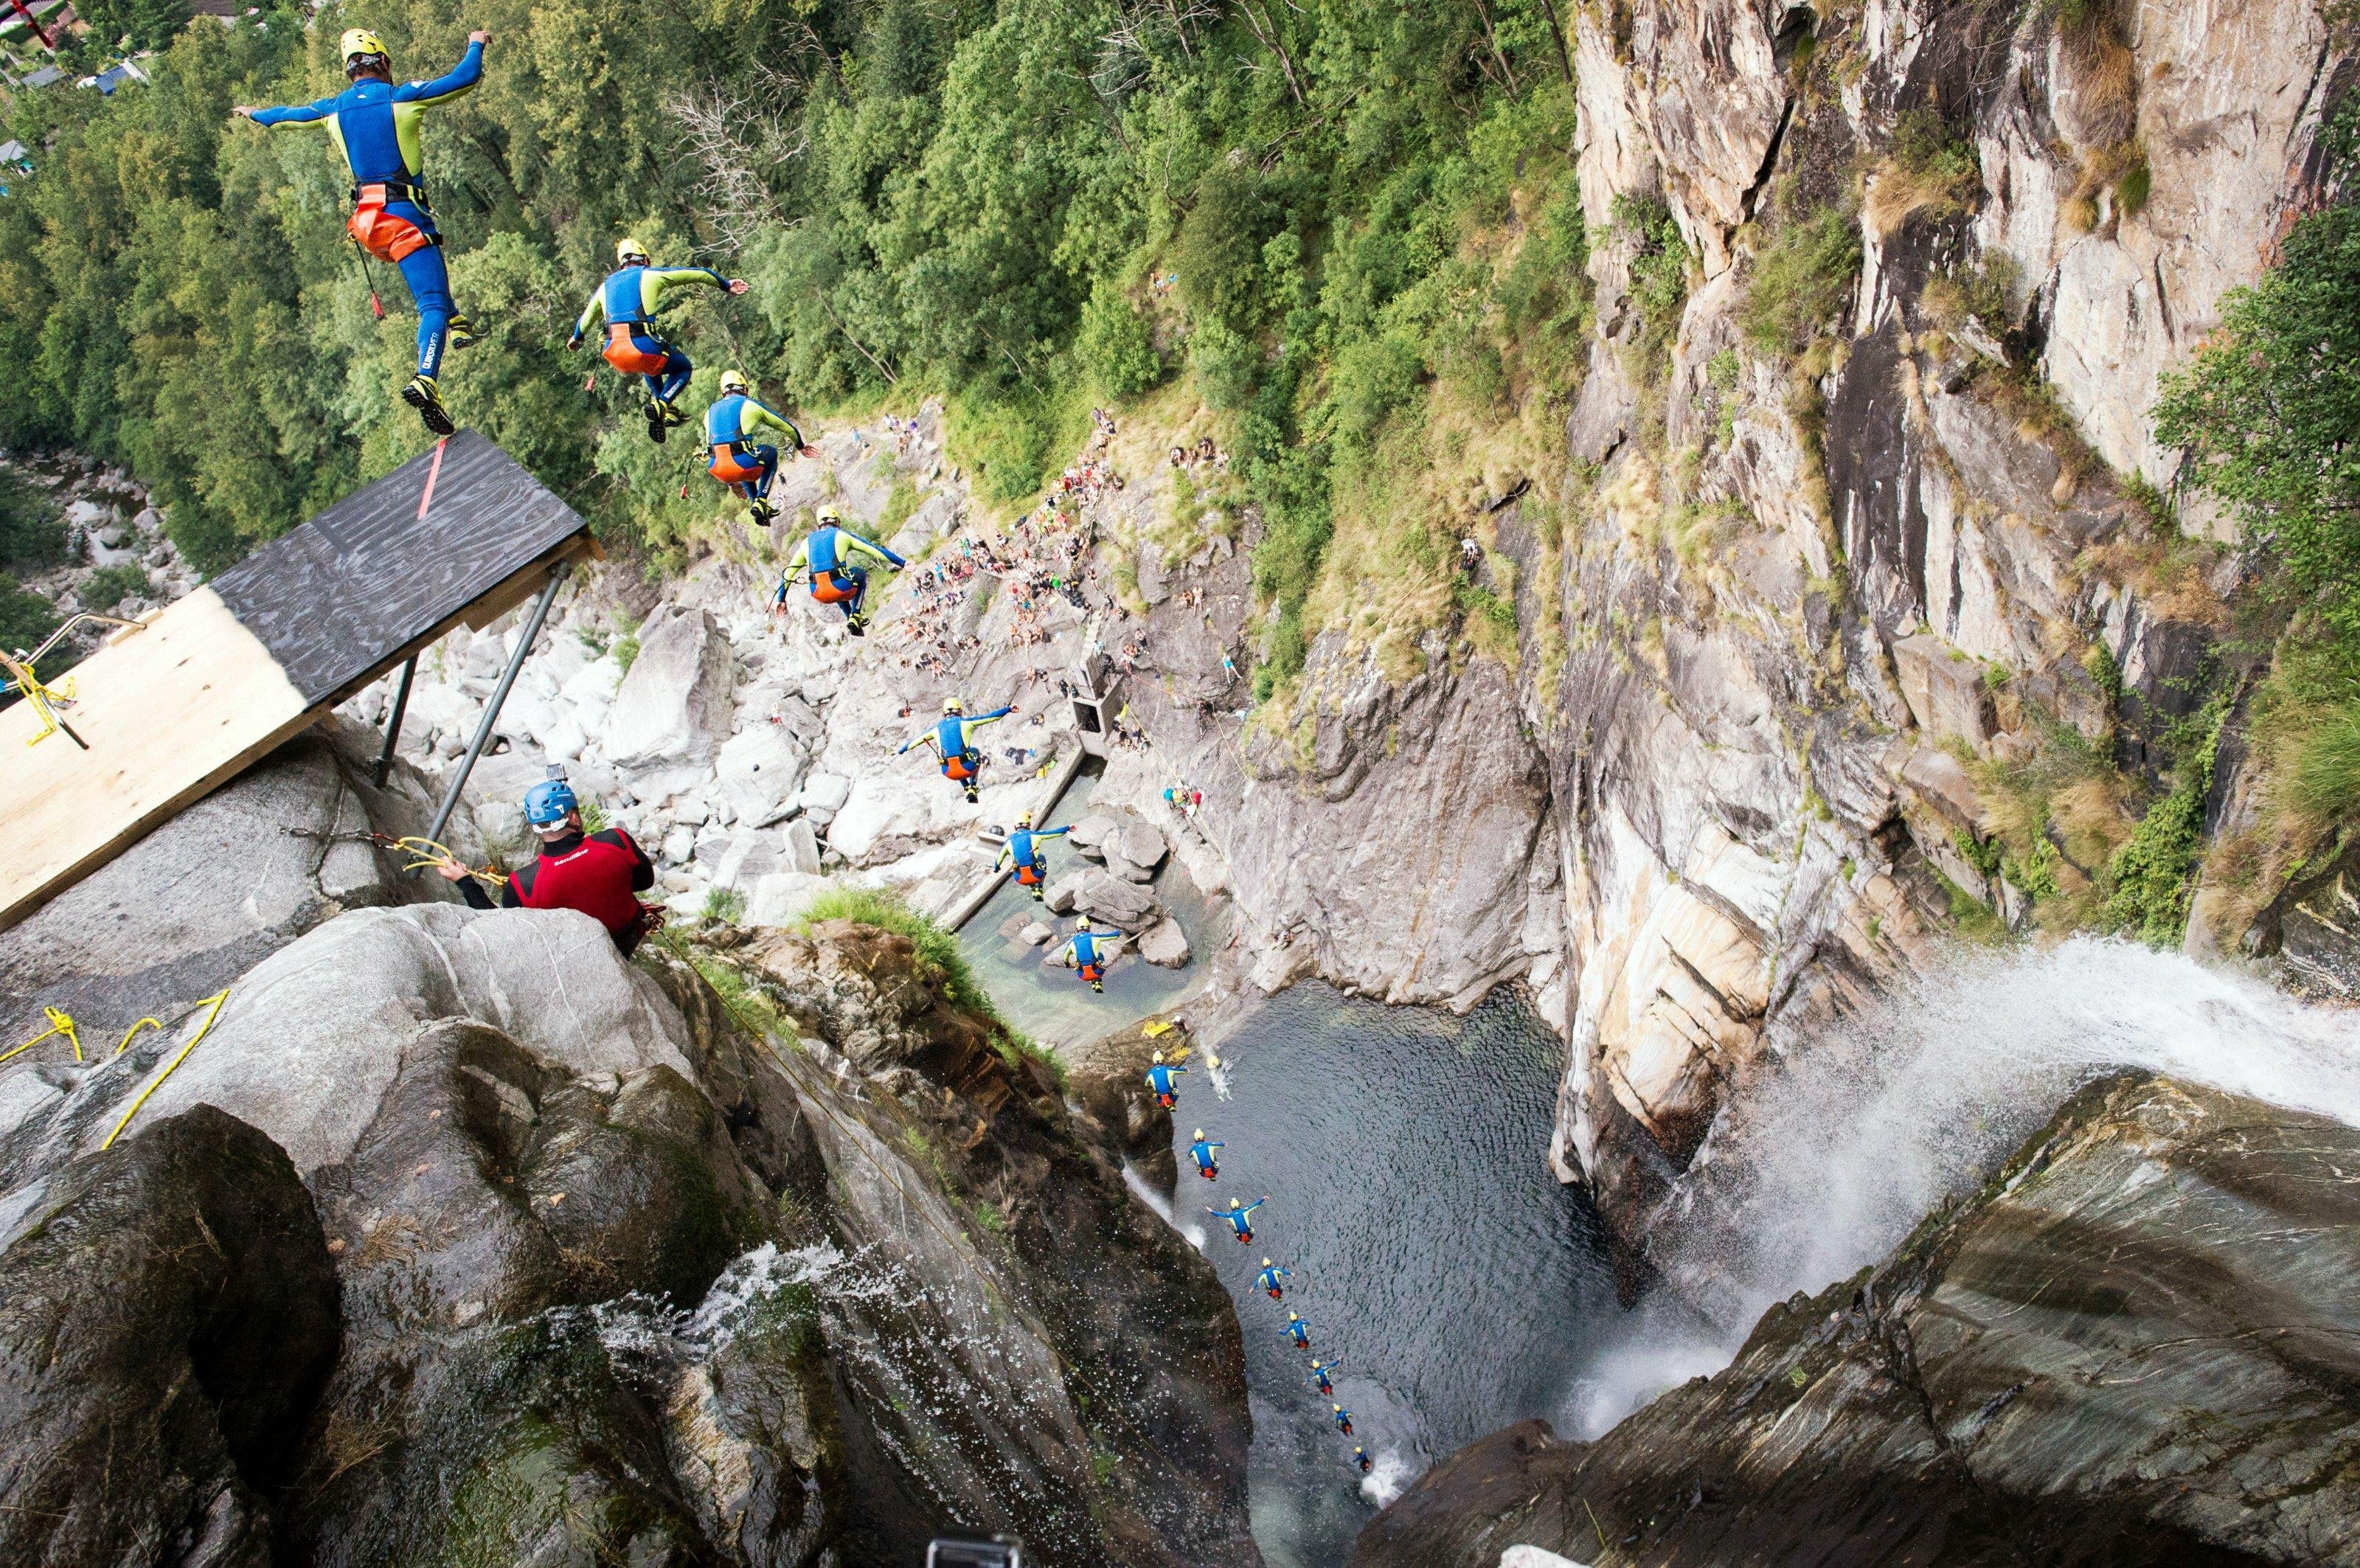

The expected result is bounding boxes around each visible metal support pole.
[372,655,417,788]
[426,563,568,847]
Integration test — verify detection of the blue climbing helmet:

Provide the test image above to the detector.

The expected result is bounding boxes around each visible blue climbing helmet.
[523,770,578,828]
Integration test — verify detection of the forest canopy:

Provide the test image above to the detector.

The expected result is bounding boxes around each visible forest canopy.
[0,0,1592,687]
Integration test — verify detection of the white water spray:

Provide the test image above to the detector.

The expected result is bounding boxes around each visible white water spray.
[1125,1161,1207,1247]
[1357,1446,1415,1508]
[1562,936,2360,1434]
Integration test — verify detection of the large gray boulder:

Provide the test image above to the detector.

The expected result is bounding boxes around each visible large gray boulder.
[717,723,806,827]
[0,903,695,1188]
[1354,1074,2360,1567]
[0,718,468,1060]
[1137,920,1190,968]
[1074,870,1156,928]
[0,1106,340,1568]
[604,604,735,767]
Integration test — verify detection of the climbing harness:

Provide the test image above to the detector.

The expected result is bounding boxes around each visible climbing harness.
[0,611,145,749]
[285,827,508,889]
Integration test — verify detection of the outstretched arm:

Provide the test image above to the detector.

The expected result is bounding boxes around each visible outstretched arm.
[391,35,487,105]
[741,400,808,451]
[838,532,907,570]
[239,91,340,128]
[642,266,742,313]
[1036,825,1072,841]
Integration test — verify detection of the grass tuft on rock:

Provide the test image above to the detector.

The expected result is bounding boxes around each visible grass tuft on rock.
[799,886,1066,1087]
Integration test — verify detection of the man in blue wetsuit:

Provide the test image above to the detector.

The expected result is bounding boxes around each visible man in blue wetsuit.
[899,695,1012,802]
[1282,1312,1311,1348]
[237,28,488,435]
[1187,1128,1223,1180]
[1063,924,1123,993]
[572,237,748,442]
[778,505,905,635]
[1145,1049,1187,1106]
[1209,1194,1266,1244]
[1306,1356,1343,1395]
[997,810,1072,901]
[1256,1260,1291,1300]
[704,370,818,527]
[1332,1404,1354,1436]
[1353,1447,1373,1475]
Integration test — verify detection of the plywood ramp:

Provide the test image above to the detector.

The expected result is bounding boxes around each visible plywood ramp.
[0,431,594,929]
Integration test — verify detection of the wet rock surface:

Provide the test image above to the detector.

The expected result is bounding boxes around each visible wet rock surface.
[1353,1073,2360,1567]
[0,886,1257,1567]
[0,1106,339,1568]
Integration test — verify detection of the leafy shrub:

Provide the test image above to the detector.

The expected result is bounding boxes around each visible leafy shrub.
[1739,207,1860,357]
[701,886,749,924]
[1614,195,1692,361]
[0,473,64,570]
[78,563,150,612]
[1076,280,1163,398]
[0,574,57,654]
[2104,709,2223,946]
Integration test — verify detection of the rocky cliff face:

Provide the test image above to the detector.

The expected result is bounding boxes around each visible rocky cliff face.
[0,756,1258,1568]
[1351,1072,2360,1567]
[1080,0,2357,1267]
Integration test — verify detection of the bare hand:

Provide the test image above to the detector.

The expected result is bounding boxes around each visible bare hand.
[799,443,821,459]
[726,278,750,296]
[231,105,256,119]
[434,859,469,883]
[469,30,490,44]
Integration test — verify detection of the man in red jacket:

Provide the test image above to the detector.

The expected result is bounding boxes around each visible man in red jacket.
[440,771,660,954]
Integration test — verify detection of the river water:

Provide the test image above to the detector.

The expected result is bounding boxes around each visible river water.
[1170,986,1619,1568]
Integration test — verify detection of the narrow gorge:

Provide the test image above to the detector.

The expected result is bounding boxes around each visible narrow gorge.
[2,0,2359,1564]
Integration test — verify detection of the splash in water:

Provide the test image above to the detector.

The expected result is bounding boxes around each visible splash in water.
[1561,935,2360,1433]
[1357,1446,1415,1508]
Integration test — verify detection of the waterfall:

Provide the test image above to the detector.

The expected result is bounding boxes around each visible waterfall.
[1562,935,2360,1435]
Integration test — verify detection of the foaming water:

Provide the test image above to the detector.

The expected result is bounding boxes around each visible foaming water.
[1357,1447,1415,1508]
[1651,936,2360,1334]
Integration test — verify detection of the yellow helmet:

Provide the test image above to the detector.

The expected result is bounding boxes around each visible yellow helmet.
[617,237,650,266]
[943,697,962,715]
[1016,810,1034,828]
[718,369,749,395]
[815,502,844,524]
[340,28,387,67]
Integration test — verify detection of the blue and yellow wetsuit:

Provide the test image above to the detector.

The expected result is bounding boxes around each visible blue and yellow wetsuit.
[1256,1262,1292,1298]
[1282,1315,1312,1347]
[704,393,805,505]
[782,524,905,622]
[1145,1057,1187,1101]
[573,263,729,405]
[898,704,1013,791]
[248,41,483,386]
[1306,1356,1343,1393]
[1065,926,1122,991]
[996,824,1072,892]
[1188,1134,1224,1177]
[1210,1196,1266,1241]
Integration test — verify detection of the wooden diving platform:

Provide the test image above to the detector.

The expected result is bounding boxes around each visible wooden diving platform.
[0,431,597,929]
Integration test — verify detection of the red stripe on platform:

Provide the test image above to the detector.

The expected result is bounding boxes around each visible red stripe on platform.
[416,437,448,521]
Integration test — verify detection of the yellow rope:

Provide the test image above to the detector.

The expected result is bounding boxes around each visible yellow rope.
[0,652,75,746]
[390,835,508,888]
[101,990,230,1151]
[0,1006,81,1067]
[112,1016,163,1056]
